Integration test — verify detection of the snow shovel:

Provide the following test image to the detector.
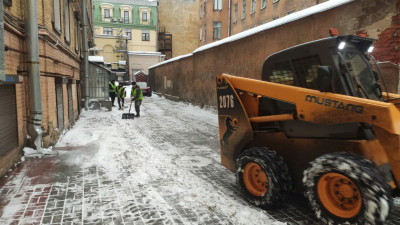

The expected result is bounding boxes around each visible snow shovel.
[122,101,135,119]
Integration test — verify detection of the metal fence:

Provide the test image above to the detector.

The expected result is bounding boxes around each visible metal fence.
[88,62,112,100]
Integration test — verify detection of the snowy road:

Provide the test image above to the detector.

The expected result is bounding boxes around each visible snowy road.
[54,95,285,225]
[0,94,399,225]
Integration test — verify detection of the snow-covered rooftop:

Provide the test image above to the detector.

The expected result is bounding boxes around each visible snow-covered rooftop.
[149,53,193,69]
[88,56,104,63]
[128,51,164,56]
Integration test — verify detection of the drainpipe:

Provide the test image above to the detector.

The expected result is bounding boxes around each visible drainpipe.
[228,0,231,37]
[25,0,43,150]
[0,0,6,83]
[81,0,89,110]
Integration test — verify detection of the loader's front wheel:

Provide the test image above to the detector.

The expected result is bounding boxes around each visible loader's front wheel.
[303,152,391,225]
[236,147,292,208]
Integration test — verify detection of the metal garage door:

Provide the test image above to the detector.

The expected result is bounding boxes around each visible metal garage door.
[0,85,18,156]
[56,84,64,130]
[67,84,74,124]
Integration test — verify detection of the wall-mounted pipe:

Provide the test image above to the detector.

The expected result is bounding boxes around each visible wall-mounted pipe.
[81,0,89,110]
[228,0,231,37]
[25,0,43,150]
[0,0,6,82]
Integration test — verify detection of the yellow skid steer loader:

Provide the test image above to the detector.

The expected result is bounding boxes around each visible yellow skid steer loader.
[217,35,399,225]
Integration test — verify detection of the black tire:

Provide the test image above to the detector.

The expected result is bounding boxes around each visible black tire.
[303,152,392,225]
[148,93,152,97]
[236,147,292,208]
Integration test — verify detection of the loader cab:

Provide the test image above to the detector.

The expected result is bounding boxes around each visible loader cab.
[259,35,380,139]
[261,35,380,100]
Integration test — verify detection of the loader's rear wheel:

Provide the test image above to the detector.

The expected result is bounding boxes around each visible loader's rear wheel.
[303,152,391,225]
[236,147,292,208]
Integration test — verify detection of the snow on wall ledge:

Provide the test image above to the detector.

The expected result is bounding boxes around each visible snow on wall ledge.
[150,0,355,70]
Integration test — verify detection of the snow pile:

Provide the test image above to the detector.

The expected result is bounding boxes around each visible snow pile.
[23,146,56,157]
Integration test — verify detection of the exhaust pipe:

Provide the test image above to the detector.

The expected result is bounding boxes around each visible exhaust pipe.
[25,0,43,150]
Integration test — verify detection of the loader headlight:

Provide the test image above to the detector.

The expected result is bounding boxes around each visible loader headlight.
[367,46,374,53]
[338,42,346,50]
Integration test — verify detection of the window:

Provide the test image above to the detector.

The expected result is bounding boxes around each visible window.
[273,0,279,3]
[75,17,79,52]
[241,0,246,19]
[292,55,321,90]
[214,0,222,10]
[139,7,150,25]
[64,0,70,43]
[213,22,221,40]
[123,11,129,23]
[234,4,238,23]
[269,61,294,86]
[104,9,110,18]
[103,28,112,35]
[204,1,207,14]
[142,30,150,41]
[262,0,267,9]
[53,0,61,32]
[200,28,202,40]
[142,12,148,21]
[251,0,256,14]
[126,29,131,40]
[200,5,203,17]
[203,24,207,42]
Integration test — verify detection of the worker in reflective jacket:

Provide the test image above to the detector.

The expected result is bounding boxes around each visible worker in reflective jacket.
[109,80,117,107]
[131,81,144,117]
[117,83,126,110]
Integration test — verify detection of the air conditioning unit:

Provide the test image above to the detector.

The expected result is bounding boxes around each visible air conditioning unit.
[112,18,118,22]
[119,19,123,23]
[104,18,111,22]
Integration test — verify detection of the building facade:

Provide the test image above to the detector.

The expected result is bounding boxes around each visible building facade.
[158,0,199,59]
[1,0,94,176]
[93,0,160,80]
[199,0,329,46]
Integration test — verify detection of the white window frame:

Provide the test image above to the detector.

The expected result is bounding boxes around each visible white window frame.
[53,0,61,32]
[139,7,151,25]
[64,0,70,43]
[273,0,279,3]
[123,10,129,23]
[104,9,110,18]
[142,12,148,21]
[103,27,113,35]
[214,0,222,10]
[142,30,150,41]
[126,29,132,40]
[213,22,221,40]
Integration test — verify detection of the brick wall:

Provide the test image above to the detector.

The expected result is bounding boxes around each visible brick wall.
[372,2,400,64]
[150,0,399,107]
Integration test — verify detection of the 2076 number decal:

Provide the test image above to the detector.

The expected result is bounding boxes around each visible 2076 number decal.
[219,95,234,109]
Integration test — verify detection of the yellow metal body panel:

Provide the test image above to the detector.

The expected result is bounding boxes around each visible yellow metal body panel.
[217,74,400,190]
